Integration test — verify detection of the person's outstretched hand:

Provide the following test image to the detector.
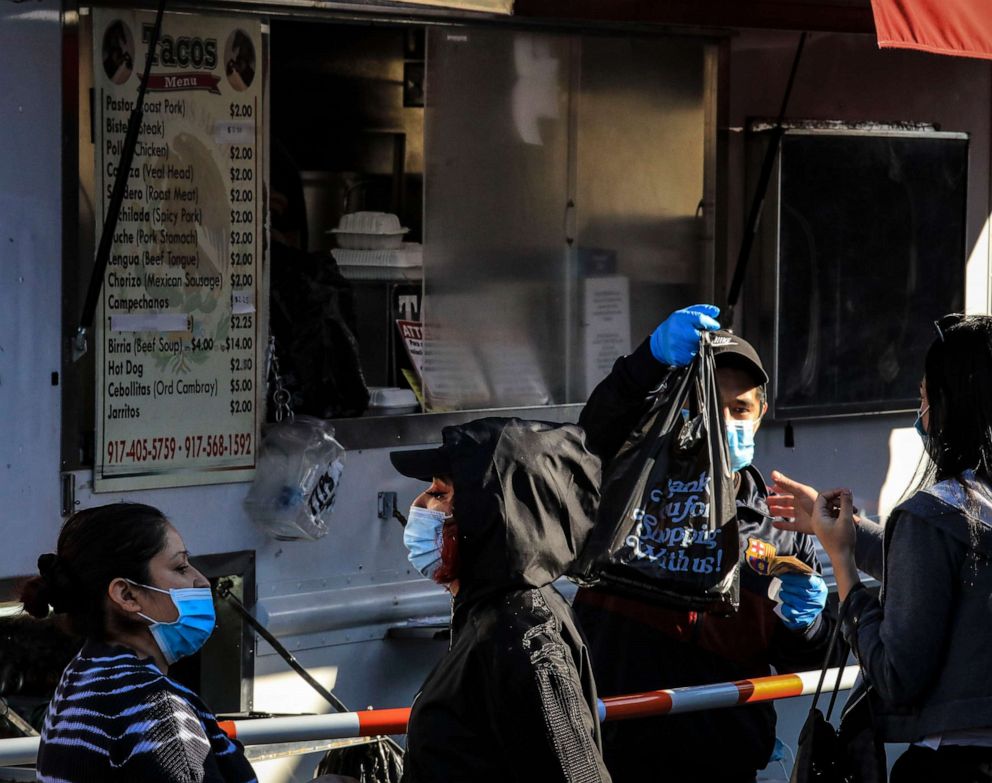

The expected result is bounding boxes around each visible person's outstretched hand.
[812,488,857,561]
[768,471,818,535]
[649,304,721,367]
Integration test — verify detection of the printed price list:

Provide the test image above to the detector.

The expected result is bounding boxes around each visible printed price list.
[93,10,263,490]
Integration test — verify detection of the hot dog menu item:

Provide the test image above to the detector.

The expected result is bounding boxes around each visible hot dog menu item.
[93,10,263,491]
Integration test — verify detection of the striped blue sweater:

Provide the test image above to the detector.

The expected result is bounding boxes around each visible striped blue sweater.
[37,640,257,783]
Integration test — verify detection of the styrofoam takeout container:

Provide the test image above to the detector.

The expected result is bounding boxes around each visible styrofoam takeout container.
[366,386,419,414]
[333,231,408,250]
[329,212,409,249]
[331,243,422,268]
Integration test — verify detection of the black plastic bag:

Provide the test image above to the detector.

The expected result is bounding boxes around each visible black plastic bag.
[573,335,739,614]
[315,737,403,783]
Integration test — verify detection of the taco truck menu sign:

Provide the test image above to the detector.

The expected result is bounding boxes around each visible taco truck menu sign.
[93,10,262,491]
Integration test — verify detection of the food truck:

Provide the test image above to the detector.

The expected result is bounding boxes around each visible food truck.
[0,0,988,779]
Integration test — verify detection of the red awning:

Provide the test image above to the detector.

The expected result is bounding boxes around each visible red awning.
[871,0,992,60]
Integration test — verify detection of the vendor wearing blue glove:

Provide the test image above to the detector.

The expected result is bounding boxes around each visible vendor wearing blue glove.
[573,304,834,783]
[649,303,722,367]
[770,571,828,630]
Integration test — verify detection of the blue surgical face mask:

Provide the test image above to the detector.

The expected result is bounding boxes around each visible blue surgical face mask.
[404,506,451,580]
[129,580,216,665]
[726,419,756,473]
[915,404,930,443]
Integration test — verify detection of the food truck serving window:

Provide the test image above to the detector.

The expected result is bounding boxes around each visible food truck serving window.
[268,22,715,417]
[69,12,717,481]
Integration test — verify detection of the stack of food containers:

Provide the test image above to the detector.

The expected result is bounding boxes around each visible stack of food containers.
[329,211,422,281]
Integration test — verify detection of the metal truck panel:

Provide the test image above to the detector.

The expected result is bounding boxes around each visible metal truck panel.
[0,0,64,573]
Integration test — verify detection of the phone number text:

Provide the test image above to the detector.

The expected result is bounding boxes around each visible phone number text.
[105,433,253,464]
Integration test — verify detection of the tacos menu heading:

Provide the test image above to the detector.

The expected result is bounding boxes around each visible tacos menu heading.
[142,24,218,69]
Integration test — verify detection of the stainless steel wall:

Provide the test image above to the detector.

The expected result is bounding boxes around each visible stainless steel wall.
[576,36,713,343]
[0,0,64,574]
[422,29,715,409]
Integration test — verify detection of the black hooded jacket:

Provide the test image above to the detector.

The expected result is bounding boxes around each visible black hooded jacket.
[402,418,612,783]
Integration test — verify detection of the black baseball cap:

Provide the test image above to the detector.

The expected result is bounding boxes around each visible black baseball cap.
[389,446,451,483]
[709,330,769,386]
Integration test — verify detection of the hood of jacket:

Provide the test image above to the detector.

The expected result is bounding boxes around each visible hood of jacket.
[900,469,992,555]
[438,417,601,603]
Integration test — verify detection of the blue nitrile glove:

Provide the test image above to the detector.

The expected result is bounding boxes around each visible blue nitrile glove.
[768,572,827,630]
[649,304,721,367]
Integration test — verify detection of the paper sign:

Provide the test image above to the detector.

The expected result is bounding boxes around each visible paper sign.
[93,10,263,491]
[111,313,192,333]
[213,120,256,144]
[583,276,631,397]
[396,319,424,376]
[232,290,255,314]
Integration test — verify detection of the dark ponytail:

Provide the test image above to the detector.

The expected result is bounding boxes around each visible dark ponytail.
[19,504,170,639]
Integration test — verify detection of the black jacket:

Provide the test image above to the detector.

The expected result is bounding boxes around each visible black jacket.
[573,339,833,780]
[402,418,612,783]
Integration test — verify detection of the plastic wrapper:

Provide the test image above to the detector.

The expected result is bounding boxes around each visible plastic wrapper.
[244,416,345,541]
[315,737,403,782]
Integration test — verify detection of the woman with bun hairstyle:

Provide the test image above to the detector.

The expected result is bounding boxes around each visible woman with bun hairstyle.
[22,503,257,783]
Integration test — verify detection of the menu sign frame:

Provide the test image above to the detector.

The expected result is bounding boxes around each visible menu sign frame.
[93,10,265,491]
